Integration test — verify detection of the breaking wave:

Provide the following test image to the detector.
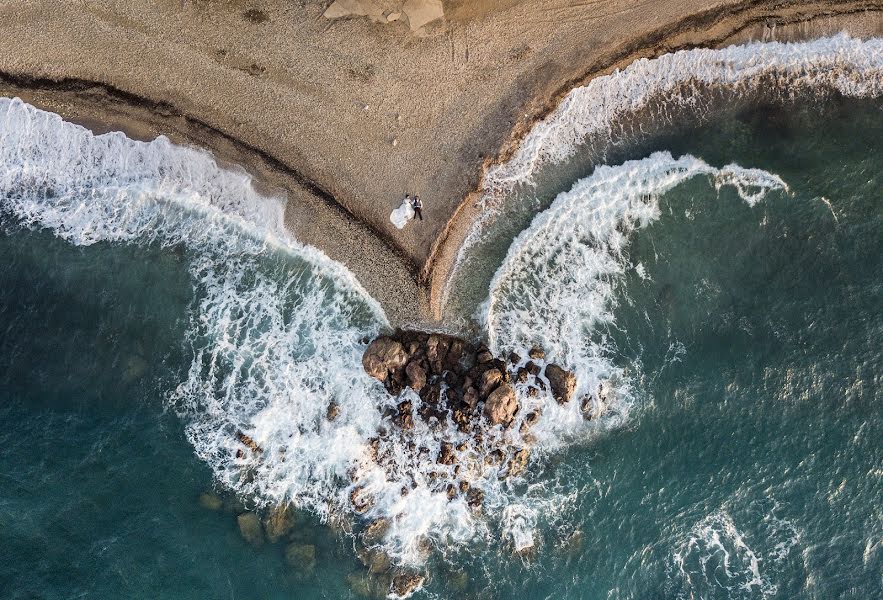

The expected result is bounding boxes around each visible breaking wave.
[481,151,789,445]
[446,34,883,309]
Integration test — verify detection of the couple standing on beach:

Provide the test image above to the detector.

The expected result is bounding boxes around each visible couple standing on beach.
[389,193,425,230]
[405,194,423,221]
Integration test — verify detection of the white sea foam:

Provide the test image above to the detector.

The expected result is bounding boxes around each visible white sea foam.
[670,511,773,599]
[489,35,882,195]
[668,503,802,599]
[447,35,883,307]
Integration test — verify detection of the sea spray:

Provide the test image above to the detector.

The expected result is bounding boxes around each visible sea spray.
[446,35,883,310]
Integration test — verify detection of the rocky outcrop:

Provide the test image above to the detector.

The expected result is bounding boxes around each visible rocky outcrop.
[221,329,594,576]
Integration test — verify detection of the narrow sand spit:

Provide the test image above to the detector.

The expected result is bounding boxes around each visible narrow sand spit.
[0,0,880,325]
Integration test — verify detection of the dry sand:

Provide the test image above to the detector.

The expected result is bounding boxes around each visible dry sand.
[0,0,881,326]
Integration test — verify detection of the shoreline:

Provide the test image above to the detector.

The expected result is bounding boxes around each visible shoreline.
[0,79,427,326]
[0,1,880,326]
[425,4,883,320]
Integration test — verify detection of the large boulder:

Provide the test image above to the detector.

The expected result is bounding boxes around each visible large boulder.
[445,338,466,372]
[426,334,450,373]
[483,383,518,426]
[363,337,409,381]
[545,364,576,404]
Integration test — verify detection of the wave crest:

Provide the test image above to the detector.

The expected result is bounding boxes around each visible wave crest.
[482,151,789,441]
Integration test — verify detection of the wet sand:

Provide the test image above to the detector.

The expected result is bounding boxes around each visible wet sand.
[0,0,880,325]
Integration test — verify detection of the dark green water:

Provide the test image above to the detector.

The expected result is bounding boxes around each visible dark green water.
[1,96,881,600]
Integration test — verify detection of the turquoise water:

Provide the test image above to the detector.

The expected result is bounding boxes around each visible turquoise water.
[1,95,882,600]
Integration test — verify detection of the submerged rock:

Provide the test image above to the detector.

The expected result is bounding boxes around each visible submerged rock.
[347,572,374,598]
[445,567,469,592]
[362,518,389,546]
[357,546,391,574]
[198,491,223,511]
[263,504,295,544]
[237,512,265,548]
[285,542,317,576]
[559,529,584,556]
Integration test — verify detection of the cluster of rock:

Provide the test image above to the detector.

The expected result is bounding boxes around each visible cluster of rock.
[357,330,582,509]
[216,329,598,598]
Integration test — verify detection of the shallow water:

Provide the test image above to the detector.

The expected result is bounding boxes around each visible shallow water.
[2,41,883,599]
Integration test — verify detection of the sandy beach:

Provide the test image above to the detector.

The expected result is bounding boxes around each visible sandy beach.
[1,0,880,325]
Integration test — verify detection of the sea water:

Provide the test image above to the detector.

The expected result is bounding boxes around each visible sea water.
[1,36,882,599]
